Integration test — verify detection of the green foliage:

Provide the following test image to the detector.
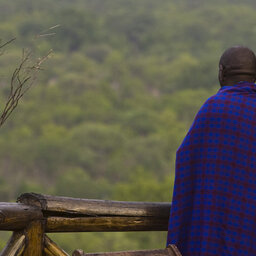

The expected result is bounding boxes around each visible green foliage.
[112,168,174,202]
[0,0,254,252]
[54,167,112,199]
[49,231,167,254]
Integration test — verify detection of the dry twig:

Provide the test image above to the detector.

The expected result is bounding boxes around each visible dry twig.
[35,24,60,38]
[0,39,53,127]
[0,38,16,56]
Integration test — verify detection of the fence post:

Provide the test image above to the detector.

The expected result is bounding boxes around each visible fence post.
[23,220,45,256]
[0,231,25,256]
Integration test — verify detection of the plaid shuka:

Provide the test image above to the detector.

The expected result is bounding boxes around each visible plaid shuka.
[167,82,256,256]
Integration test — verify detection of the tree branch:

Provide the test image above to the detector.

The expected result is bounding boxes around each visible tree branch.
[0,39,53,127]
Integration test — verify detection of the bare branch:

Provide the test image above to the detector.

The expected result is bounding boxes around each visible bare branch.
[0,38,16,50]
[0,40,53,127]
[36,33,56,38]
[35,24,60,39]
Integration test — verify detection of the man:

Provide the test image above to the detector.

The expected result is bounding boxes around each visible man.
[167,46,256,256]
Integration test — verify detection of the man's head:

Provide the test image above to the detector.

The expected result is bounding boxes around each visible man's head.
[219,46,256,86]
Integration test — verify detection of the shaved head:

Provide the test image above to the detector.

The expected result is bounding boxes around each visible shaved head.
[219,46,256,86]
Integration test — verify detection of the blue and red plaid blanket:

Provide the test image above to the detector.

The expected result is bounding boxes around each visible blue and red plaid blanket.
[167,82,256,256]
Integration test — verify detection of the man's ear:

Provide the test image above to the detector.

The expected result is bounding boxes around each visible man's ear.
[219,64,225,84]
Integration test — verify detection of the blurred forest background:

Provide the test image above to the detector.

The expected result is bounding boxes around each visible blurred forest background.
[0,0,256,253]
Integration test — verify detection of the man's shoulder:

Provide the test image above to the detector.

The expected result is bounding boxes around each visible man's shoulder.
[196,93,224,115]
[197,87,248,114]
[191,92,236,129]
[201,91,229,107]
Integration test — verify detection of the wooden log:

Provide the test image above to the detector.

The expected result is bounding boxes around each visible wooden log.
[43,235,70,256]
[23,220,44,256]
[46,216,168,232]
[0,232,25,256]
[72,245,182,256]
[72,250,84,256]
[18,193,171,218]
[0,203,43,231]
[44,247,56,256]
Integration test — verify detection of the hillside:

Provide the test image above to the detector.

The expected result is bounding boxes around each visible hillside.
[0,0,255,253]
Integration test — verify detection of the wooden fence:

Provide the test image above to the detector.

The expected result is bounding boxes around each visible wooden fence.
[0,193,174,256]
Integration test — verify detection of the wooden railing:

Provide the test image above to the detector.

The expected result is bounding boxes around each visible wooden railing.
[0,193,172,256]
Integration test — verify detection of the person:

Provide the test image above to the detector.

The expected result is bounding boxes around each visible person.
[166,46,256,256]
